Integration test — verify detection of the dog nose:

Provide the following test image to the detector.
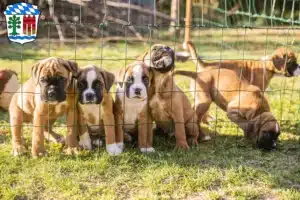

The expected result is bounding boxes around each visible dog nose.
[86,93,94,101]
[134,88,142,95]
[48,91,56,98]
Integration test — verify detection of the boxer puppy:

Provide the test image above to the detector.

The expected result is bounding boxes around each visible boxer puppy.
[0,69,19,110]
[174,46,280,151]
[76,65,123,155]
[184,42,300,124]
[185,41,300,91]
[115,61,154,152]
[9,57,79,157]
[140,44,206,149]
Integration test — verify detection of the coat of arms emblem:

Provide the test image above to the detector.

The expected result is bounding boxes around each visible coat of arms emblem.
[4,3,40,44]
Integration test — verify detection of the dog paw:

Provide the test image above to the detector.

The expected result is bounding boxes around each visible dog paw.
[12,145,26,156]
[203,135,211,141]
[79,132,92,150]
[116,142,124,150]
[32,150,48,158]
[44,132,65,144]
[92,139,103,147]
[106,143,122,156]
[63,147,82,155]
[188,137,198,146]
[175,142,190,149]
[140,147,155,153]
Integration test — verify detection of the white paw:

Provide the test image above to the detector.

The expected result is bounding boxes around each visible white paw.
[140,147,155,153]
[92,139,103,147]
[79,132,92,150]
[116,142,124,150]
[106,143,123,156]
[204,135,211,141]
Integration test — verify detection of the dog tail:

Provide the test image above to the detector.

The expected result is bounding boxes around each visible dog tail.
[186,41,206,71]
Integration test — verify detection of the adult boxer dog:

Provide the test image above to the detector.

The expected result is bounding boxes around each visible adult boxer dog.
[140,44,206,149]
[76,65,123,155]
[174,46,280,151]
[9,57,79,157]
[115,61,154,152]
[0,69,19,110]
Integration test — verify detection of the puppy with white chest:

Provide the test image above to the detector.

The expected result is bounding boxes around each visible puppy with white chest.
[115,61,154,153]
[76,65,123,155]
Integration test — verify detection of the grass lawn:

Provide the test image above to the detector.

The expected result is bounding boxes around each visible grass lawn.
[1,31,300,199]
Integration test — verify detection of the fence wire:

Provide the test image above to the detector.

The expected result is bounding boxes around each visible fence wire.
[0,0,300,152]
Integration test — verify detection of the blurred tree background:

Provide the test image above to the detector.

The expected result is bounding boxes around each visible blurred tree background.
[0,0,299,41]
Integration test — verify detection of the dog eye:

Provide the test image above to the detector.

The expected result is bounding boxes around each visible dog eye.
[94,81,102,88]
[127,76,133,83]
[77,81,85,90]
[143,76,149,83]
[40,78,47,84]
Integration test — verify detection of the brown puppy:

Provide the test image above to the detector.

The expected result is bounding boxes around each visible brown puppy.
[76,65,122,155]
[115,61,154,152]
[186,41,300,91]
[141,44,206,149]
[9,57,79,157]
[174,47,280,151]
[0,69,19,110]
[186,42,300,124]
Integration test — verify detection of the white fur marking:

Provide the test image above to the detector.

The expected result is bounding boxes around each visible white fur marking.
[140,147,155,153]
[82,70,97,103]
[106,143,123,156]
[293,67,300,76]
[275,123,279,133]
[116,142,124,150]
[92,139,103,147]
[129,64,147,99]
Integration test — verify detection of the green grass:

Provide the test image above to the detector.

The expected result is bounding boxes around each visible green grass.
[1,33,300,199]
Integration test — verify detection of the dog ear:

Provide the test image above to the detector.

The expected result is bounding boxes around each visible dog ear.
[31,61,43,85]
[272,54,287,70]
[117,66,129,88]
[272,48,297,71]
[61,59,79,77]
[99,69,115,92]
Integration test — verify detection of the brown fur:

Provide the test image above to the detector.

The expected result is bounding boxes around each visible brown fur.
[174,49,280,149]
[76,66,118,148]
[187,41,298,91]
[141,45,203,149]
[114,62,153,150]
[0,69,19,110]
[187,42,298,124]
[9,57,79,157]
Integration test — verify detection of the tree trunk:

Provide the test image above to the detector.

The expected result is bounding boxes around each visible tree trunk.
[168,0,179,35]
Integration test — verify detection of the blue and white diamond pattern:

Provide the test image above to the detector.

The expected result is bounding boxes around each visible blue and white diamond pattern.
[4,2,40,15]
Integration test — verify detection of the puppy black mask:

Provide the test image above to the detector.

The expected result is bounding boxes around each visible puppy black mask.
[40,76,66,103]
[143,44,175,73]
[31,57,78,103]
[76,65,115,105]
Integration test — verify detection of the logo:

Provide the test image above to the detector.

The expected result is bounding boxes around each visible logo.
[4,3,40,44]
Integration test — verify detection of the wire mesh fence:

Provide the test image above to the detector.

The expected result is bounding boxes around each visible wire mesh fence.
[0,0,299,153]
